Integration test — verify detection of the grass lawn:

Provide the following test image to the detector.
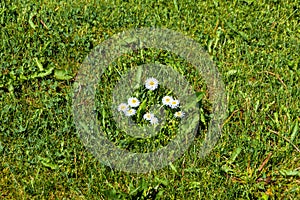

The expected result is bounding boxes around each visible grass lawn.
[1,0,299,199]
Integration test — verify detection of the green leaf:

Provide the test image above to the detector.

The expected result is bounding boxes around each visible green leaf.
[154,177,168,186]
[200,112,206,124]
[129,186,141,195]
[173,0,179,11]
[102,106,106,127]
[225,70,238,76]
[30,67,54,79]
[29,12,36,30]
[189,182,201,189]
[137,99,147,116]
[280,169,300,177]
[38,156,50,163]
[41,161,59,170]
[221,164,234,173]
[229,147,242,164]
[0,141,4,153]
[134,66,143,89]
[196,91,205,102]
[290,120,298,142]
[169,162,178,174]
[34,58,44,71]
[54,69,74,80]
[38,156,59,170]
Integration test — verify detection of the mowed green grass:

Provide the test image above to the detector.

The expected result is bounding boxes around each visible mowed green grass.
[1,0,299,199]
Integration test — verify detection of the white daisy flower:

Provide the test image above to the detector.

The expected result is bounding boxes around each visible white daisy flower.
[145,77,159,91]
[143,112,154,121]
[150,117,159,125]
[125,108,136,116]
[162,96,173,106]
[117,103,129,112]
[174,111,185,118]
[128,97,140,107]
[170,99,180,109]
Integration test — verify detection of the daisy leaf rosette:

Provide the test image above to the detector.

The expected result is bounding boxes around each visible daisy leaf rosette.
[73,28,227,173]
[112,63,199,165]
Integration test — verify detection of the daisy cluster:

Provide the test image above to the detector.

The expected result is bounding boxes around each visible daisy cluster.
[117,77,185,125]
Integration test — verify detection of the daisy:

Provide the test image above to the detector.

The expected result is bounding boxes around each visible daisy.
[125,108,136,116]
[174,111,185,118]
[143,112,154,121]
[162,96,173,106]
[117,103,129,112]
[150,117,159,125]
[128,97,140,107]
[145,77,159,91]
[170,99,180,109]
